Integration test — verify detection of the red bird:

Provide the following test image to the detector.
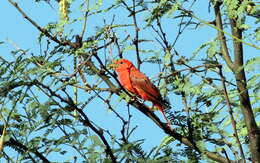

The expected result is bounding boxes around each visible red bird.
[113,59,171,127]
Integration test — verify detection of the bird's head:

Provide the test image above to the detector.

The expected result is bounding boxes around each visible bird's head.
[111,59,134,72]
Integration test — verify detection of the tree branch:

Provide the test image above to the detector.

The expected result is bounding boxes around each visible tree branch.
[3,135,51,163]
[132,0,142,69]
[0,81,37,96]
[35,81,118,163]
[84,53,235,163]
[214,2,234,70]
[230,17,260,162]
[218,66,246,163]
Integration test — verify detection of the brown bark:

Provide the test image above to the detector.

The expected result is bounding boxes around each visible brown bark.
[214,1,260,161]
[230,18,260,162]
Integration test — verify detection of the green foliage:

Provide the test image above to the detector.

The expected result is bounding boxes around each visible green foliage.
[118,92,131,103]
[1,0,259,162]
[193,38,220,59]
[155,136,174,154]
[223,0,244,18]
[256,28,260,41]
[145,0,179,26]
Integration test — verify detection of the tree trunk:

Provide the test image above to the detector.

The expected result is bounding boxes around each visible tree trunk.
[230,18,260,162]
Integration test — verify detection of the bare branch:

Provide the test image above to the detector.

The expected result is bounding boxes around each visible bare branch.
[132,0,142,69]
[214,2,234,70]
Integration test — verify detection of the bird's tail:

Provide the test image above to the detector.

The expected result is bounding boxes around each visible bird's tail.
[154,103,171,128]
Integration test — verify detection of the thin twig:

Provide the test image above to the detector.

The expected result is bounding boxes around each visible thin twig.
[80,11,89,39]
[36,81,118,163]
[56,124,88,160]
[178,4,260,50]
[6,137,51,163]
[162,63,221,79]
[218,66,246,163]
[7,0,78,48]
[222,148,231,163]
[172,16,192,47]
[132,0,142,69]
[120,0,141,69]
[156,18,171,51]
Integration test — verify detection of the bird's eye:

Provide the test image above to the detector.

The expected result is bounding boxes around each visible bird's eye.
[120,62,124,64]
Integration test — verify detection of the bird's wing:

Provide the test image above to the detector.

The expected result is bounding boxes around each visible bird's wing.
[117,69,137,94]
[130,68,161,102]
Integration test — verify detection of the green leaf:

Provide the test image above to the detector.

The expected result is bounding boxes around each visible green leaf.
[118,92,131,103]
[155,136,174,154]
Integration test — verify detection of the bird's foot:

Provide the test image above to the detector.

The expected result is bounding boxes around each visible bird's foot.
[130,96,137,102]
[130,97,144,104]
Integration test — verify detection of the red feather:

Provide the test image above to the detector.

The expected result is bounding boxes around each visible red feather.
[113,59,171,127]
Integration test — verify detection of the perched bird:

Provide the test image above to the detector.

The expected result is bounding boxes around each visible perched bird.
[112,59,171,127]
